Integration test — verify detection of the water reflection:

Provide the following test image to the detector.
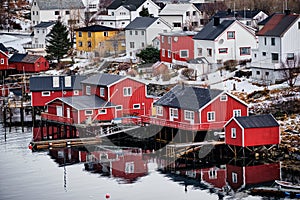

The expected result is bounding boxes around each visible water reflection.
[46,145,300,199]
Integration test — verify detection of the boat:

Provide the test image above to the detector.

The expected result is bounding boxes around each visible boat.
[275,180,300,189]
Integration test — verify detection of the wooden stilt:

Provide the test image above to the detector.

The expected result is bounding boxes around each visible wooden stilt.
[20,100,24,132]
[9,108,12,132]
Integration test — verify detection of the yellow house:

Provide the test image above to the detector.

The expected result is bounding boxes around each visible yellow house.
[75,25,125,58]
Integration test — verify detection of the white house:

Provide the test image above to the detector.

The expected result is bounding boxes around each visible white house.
[193,17,257,64]
[32,21,56,49]
[125,17,172,58]
[159,3,204,31]
[82,0,99,13]
[31,0,85,26]
[251,12,300,85]
[94,0,160,29]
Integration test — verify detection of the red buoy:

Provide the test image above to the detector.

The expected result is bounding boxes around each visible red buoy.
[28,144,33,150]
[105,193,110,199]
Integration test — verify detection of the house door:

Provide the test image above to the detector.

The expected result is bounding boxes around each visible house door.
[56,106,63,117]
[67,108,70,118]
[169,108,178,121]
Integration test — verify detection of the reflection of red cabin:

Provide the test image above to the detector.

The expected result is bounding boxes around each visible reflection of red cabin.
[201,166,227,189]
[151,85,248,131]
[0,43,10,71]
[9,53,49,73]
[226,162,281,191]
[30,75,86,107]
[225,114,280,147]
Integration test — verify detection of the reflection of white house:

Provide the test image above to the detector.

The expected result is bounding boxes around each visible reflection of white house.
[159,3,203,31]
[94,0,160,29]
[31,0,85,26]
[193,18,257,64]
[251,12,300,85]
[125,17,172,58]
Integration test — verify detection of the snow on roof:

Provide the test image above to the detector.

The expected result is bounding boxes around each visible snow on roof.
[159,4,195,15]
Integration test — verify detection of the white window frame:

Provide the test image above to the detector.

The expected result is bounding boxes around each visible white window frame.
[123,87,132,96]
[231,128,236,138]
[125,161,134,173]
[98,109,107,115]
[85,110,93,116]
[161,36,164,43]
[168,50,171,58]
[100,87,105,97]
[170,108,178,119]
[64,76,71,87]
[220,95,227,101]
[162,49,165,57]
[209,169,217,179]
[0,58,4,64]
[233,109,241,117]
[86,85,91,95]
[133,104,140,109]
[156,106,163,116]
[73,90,79,95]
[207,111,215,122]
[184,110,194,120]
[232,172,238,183]
[180,50,189,58]
[53,76,59,88]
[42,91,51,96]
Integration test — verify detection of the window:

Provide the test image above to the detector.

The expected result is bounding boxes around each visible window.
[42,91,50,96]
[111,12,114,16]
[186,11,190,16]
[162,49,165,57]
[207,111,215,121]
[207,48,212,57]
[133,104,140,109]
[141,42,145,47]
[78,41,82,47]
[180,50,188,58]
[53,77,59,88]
[192,22,198,27]
[240,47,250,55]
[116,105,123,110]
[271,38,275,46]
[65,10,70,15]
[86,86,91,95]
[130,42,134,48]
[64,76,71,87]
[55,11,60,15]
[227,31,235,39]
[262,52,266,56]
[32,11,35,15]
[125,162,134,173]
[233,109,241,117]
[141,31,144,35]
[98,109,107,115]
[192,11,196,16]
[0,58,4,64]
[298,22,300,29]
[271,53,279,63]
[219,48,228,54]
[88,32,91,37]
[156,106,163,116]
[87,41,92,47]
[264,37,267,45]
[231,128,236,138]
[123,87,132,96]
[184,110,194,120]
[220,95,227,101]
[265,71,269,76]
[170,108,178,118]
[161,36,164,43]
[232,172,238,183]
[198,48,202,56]
[287,53,294,60]
[256,71,260,75]
[168,37,171,44]
[78,31,82,37]
[100,87,105,97]
[168,50,171,58]
[135,31,138,35]
[173,22,181,27]
[73,90,79,95]
[209,169,217,179]
[104,32,108,37]
[85,110,93,116]
[129,30,132,35]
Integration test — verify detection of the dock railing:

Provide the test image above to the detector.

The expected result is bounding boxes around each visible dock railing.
[41,113,74,124]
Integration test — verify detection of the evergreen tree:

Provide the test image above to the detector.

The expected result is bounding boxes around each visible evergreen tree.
[139,7,150,17]
[46,20,72,63]
[136,46,160,63]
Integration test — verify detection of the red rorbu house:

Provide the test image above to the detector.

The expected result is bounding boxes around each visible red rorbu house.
[80,73,155,118]
[0,43,10,72]
[150,85,248,131]
[160,31,197,64]
[226,162,281,191]
[30,75,87,107]
[224,114,280,148]
[8,53,49,73]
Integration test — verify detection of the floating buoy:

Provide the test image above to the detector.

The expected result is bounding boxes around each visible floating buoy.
[28,144,33,150]
[105,193,110,199]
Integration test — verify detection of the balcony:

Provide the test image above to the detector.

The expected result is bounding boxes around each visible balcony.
[41,113,74,124]
[141,116,226,131]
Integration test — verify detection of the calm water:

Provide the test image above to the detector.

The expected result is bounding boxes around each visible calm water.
[0,126,293,200]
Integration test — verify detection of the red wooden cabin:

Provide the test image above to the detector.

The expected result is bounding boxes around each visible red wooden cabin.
[80,73,155,118]
[0,43,10,71]
[160,31,196,64]
[226,162,281,191]
[9,53,49,73]
[150,85,248,131]
[225,114,280,147]
[30,75,86,107]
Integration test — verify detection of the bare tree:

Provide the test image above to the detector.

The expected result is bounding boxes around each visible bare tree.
[281,54,300,88]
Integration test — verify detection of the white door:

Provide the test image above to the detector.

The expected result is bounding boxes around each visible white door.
[169,108,177,121]
[67,108,70,118]
[56,106,63,117]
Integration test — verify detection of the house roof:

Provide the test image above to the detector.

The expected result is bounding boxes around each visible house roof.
[214,10,261,19]
[8,53,27,63]
[30,75,87,91]
[159,3,196,16]
[80,73,124,86]
[256,13,299,37]
[56,95,114,110]
[160,31,197,36]
[125,17,159,30]
[193,19,235,40]
[75,25,118,32]
[235,114,279,128]
[34,21,56,28]
[107,0,145,10]
[21,54,42,63]
[154,85,223,111]
[36,0,85,10]
[0,43,8,52]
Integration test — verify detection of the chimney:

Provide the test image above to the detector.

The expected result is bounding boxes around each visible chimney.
[284,9,291,15]
[213,16,220,26]
[227,8,232,15]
